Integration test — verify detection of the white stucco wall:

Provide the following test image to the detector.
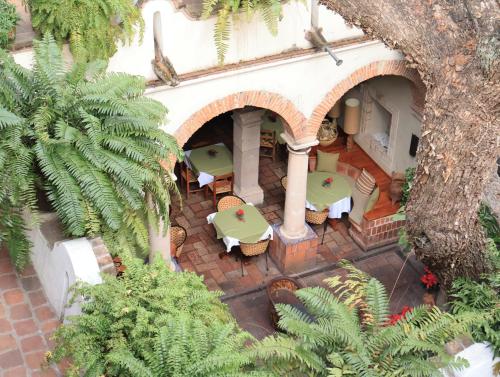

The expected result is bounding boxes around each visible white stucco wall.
[25,213,101,320]
[9,0,405,144]
[147,41,402,136]
[355,76,421,174]
[106,0,364,79]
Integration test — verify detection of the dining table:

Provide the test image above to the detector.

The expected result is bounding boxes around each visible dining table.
[306,171,352,219]
[184,143,233,187]
[206,204,273,252]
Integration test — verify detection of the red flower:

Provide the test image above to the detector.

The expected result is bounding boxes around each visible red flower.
[388,306,413,325]
[236,209,244,217]
[325,177,333,184]
[420,267,439,289]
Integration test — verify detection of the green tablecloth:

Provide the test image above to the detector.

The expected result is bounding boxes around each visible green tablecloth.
[187,144,233,176]
[306,172,352,211]
[262,119,285,144]
[213,204,270,243]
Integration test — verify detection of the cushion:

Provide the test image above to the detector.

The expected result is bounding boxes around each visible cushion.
[349,186,370,225]
[355,169,376,196]
[365,187,379,212]
[316,150,340,173]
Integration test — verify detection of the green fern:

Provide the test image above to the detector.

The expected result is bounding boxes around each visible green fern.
[50,256,269,377]
[450,242,499,355]
[24,0,143,62]
[253,261,477,377]
[202,0,301,64]
[0,35,182,269]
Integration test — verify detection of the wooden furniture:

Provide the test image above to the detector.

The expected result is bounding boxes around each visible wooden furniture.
[266,277,307,330]
[205,172,234,208]
[170,225,187,259]
[179,161,203,199]
[216,195,245,212]
[240,237,270,277]
[260,129,277,162]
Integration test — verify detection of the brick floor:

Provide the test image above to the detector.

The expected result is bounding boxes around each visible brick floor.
[173,156,365,296]
[0,248,61,376]
[224,248,426,339]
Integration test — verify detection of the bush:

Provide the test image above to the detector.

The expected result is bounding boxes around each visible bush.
[50,257,266,376]
[479,202,500,247]
[0,35,181,269]
[25,0,143,62]
[450,242,500,355]
[0,0,18,49]
[253,261,477,377]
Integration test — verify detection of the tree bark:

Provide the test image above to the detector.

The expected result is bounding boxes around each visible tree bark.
[320,0,499,286]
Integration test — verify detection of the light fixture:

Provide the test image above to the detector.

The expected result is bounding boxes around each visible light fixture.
[305,27,343,66]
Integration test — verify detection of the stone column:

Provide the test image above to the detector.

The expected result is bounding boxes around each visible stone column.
[281,145,310,239]
[232,109,265,204]
[269,133,320,274]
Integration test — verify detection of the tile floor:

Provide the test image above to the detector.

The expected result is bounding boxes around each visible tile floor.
[172,156,365,296]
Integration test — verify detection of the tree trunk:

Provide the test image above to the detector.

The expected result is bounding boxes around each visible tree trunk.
[320,0,499,286]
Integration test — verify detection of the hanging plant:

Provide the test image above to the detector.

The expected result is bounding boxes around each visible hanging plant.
[202,0,304,64]
[25,0,144,62]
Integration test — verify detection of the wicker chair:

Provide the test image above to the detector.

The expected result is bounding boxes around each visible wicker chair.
[260,129,277,161]
[280,176,287,190]
[179,162,203,199]
[170,225,187,258]
[305,208,329,245]
[205,172,234,208]
[240,237,270,277]
[216,195,245,212]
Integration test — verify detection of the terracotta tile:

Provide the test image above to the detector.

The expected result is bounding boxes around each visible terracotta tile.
[3,289,26,305]
[10,304,32,320]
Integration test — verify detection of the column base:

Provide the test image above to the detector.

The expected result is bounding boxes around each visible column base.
[234,185,264,205]
[269,223,318,274]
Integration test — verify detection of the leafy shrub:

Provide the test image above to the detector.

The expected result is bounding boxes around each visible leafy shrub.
[0,35,181,269]
[25,0,143,62]
[450,242,499,355]
[400,167,415,206]
[0,0,18,49]
[479,202,500,247]
[253,261,477,377]
[50,256,266,376]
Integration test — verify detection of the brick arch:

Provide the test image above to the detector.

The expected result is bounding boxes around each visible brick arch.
[174,91,306,147]
[305,60,426,138]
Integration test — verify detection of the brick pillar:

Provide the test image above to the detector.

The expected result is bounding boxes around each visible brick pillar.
[232,109,265,205]
[270,134,320,273]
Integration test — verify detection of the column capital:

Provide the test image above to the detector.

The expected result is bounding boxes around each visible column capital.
[281,132,319,151]
[231,108,266,126]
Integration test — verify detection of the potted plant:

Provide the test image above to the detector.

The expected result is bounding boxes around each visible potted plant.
[0,0,19,49]
[317,119,338,147]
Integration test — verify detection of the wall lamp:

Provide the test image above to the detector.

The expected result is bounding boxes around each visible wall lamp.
[305,27,343,66]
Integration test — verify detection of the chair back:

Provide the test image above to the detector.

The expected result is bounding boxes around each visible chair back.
[280,176,287,190]
[170,225,187,257]
[260,129,276,148]
[240,237,270,257]
[305,209,329,225]
[212,172,233,193]
[217,195,245,212]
